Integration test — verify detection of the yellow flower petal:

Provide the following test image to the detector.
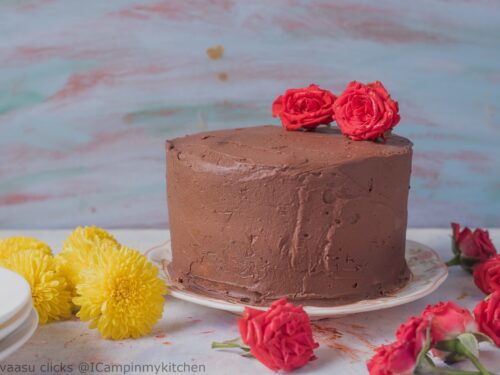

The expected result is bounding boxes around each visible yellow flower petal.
[0,236,52,261]
[74,245,167,340]
[0,250,72,324]
[55,226,119,294]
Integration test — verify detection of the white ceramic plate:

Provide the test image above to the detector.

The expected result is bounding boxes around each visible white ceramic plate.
[0,267,32,325]
[147,239,448,318]
[0,299,33,341]
[0,308,38,362]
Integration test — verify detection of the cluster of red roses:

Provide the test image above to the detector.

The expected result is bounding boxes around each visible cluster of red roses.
[271,81,400,141]
[367,224,499,375]
[449,223,499,296]
[449,223,499,348]
[368,301,493,374]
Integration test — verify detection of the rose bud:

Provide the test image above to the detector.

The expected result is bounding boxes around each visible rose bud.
[420,301,478,361]
[333,81,400,141]
[447,223,497,272]
[238,298,319,372]
[367,341,417,375]
[422,301,477,343]
[272,84,337,131]
[473,254,500,295]
[473,291,500,347]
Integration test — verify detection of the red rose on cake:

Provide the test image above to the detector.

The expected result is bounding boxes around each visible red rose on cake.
[272,84,337,131]
[333,81,400,141]
[238,298,319,372]
[473,255,500,294]
[474,291,500,347]
[448,223,497,272]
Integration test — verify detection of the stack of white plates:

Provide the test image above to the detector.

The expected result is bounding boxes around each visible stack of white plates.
[0,267,38,361]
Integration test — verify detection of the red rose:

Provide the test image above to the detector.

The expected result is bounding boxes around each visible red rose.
[473,255,500,294]
[394,302,478,362]
[421,301,477,358]
[272,84,337,131]
[395,316,429,356]
[238,298,319,372]
[333,81,400,141]
[451,223,497,272]
[367,341,416,375]
[395,302,476,359]
[474,291,500,347]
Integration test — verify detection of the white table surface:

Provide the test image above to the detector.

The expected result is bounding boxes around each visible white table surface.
[0,229,499,375]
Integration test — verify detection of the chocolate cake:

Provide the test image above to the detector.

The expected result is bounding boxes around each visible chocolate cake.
[165,125,412,306]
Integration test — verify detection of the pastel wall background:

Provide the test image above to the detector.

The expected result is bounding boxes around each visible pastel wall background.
[0,0,499,229]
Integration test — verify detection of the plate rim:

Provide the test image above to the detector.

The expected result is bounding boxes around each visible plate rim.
[0,267,32,326]
[0,308,38,362]
[0,299,33,341]
[148,239,448,317]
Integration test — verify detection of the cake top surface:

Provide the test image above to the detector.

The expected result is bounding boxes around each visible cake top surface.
[168,125,412,168]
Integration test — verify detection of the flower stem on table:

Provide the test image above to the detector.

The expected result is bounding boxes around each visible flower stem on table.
[424,356,493,375]
[455,342,492,375]
[211,338,251,352]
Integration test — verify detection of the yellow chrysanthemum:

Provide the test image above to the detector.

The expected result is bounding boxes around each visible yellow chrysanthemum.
[74,245,167,340]
[0,250,72,324]
[0,236,52,261]
[55,226,119,293]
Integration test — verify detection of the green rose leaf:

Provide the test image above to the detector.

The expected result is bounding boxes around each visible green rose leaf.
[457,333,480,358]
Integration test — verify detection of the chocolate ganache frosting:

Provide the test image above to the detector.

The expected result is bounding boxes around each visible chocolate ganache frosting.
[165,125,412,306]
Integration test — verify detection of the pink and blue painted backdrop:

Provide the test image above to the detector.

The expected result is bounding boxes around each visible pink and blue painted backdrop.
[0,0,499,229]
